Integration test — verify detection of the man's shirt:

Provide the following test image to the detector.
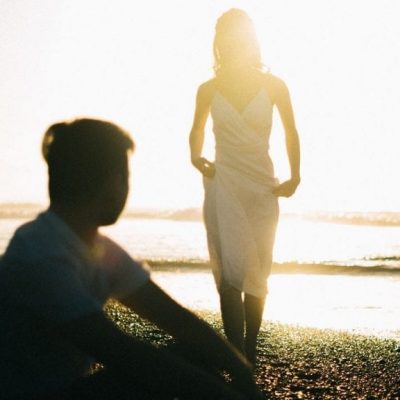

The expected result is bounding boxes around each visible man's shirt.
[0,210,150,398]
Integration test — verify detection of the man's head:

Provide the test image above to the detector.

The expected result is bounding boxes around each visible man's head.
[42,118,134,226]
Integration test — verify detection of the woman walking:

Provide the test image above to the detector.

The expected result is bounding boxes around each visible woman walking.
[189,8,301,366]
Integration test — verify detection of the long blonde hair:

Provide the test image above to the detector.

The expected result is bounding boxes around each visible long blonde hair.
[213,9,263,75]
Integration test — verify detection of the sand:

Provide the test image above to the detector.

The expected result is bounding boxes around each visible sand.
[105,302,400,400]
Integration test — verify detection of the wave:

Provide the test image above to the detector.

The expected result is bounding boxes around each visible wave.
[0,203,44,219]
[123,210,400,226]
[146,259,400,275]
[298,211,400,226]
[123,208,202,221]
[2,203,400,226]
[365,256,400,262]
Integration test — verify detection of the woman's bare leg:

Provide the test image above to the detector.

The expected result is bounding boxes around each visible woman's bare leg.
[219,286,245,354]
[244,293,266,366]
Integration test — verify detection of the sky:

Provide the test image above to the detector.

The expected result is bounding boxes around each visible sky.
[1,0,399,213]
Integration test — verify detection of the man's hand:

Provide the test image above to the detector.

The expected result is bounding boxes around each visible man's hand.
[122,280,262,397]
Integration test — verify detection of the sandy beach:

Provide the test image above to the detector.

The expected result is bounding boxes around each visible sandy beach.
[106,300,400,399]
[2,216,400,397]
[149,263,400,340]
[107,264,400,399]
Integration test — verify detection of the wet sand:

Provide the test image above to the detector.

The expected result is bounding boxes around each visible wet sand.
[149,265,400,340]
[106,302,400,400]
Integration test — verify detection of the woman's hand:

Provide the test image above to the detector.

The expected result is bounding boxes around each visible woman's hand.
[272,177,300,197]
[192,157,216,178]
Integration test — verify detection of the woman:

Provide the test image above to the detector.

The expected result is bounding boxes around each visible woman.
[189,8,301,366]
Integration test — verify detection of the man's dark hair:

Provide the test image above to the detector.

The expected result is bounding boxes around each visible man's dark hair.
[42,118,134,204]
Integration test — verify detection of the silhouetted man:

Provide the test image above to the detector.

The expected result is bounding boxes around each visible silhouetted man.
[0,119,264,400]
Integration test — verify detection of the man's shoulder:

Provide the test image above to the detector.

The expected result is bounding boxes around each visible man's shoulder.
[0,216,54,297]
[14,217,45,240]
[3,219,40,258]
[2,212,64,266]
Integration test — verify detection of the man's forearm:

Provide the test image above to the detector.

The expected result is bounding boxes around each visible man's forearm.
[59,312,246,399]
[122,281,254,383]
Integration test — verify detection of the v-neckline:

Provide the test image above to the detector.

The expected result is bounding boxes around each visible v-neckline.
[214,88,265,115]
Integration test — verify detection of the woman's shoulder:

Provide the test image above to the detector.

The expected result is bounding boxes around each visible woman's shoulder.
[197,78,217,103]
[198,78,217,93]
[260,71,287,89]
[259,72,289,103]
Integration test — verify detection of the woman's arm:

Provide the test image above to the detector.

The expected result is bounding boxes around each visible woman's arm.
[272,78,301,197]
[189,82,216,177]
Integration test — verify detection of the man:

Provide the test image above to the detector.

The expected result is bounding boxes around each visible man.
[0,119,263,399]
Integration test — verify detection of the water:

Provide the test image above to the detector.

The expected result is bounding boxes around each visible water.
[4,215,400,267]
[103,216,400,268]
[2,211,400,268]
[152,270,400,340]
[2,212,400,338]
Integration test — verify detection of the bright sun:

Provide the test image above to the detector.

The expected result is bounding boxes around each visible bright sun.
[0,0,399,212]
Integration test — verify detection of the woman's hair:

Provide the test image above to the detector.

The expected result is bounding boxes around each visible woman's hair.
[213,8,262,75]
[42,118,134,204]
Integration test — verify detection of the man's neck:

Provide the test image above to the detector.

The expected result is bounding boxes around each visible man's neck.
[50,203,98,246]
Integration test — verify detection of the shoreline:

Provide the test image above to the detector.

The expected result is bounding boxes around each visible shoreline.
[106,302,400,399]
[148,261,400,276]
[149,265,400,341]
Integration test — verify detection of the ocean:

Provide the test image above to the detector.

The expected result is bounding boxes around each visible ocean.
[2,211,400,268]
[104,213,400,269]
[1,206,400,339]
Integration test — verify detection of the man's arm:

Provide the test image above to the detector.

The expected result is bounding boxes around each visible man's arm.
[59,310,247,399]
[120,280,260,397]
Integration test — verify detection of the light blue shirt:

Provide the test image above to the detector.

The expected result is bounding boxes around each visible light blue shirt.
[0,210,150,398]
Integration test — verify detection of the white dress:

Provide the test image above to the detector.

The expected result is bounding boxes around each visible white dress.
[203,88,279,298]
